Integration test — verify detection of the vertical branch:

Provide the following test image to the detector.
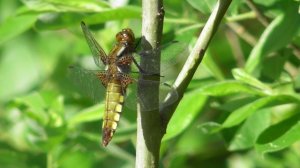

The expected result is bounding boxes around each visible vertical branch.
[136,0,164,167]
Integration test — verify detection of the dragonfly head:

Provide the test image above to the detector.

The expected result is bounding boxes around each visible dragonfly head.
[116,28,135,46]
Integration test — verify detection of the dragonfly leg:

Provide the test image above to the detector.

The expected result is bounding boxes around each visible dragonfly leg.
[116,55,133,66]
[117,73,135,94]
[96,72,109,87]
[131,56,164,77]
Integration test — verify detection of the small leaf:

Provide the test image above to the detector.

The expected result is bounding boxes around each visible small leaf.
[261,53,288,81]
[197,80,265,97]
[256,112,300,154]
[68,104,104,126]
[229,109,271,151]
[222,94,300,128]
[0,14,37,44]
[245,1,300,75]
[197,122,222,134]
[13,92,48,125]
[232,68,272,94]
[35,6,141,30]
[162,91,207,141]
[85,6,141,24]
[18,0,110,14]
[105,144,135,163]
[252,0,281,6]
[202,51,225,80]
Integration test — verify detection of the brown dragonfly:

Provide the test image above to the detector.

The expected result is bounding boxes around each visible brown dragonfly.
[70,22,185,147]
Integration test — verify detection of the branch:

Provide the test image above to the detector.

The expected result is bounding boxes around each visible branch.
[245,0,269,26]
[136,0,164,167]
[160,0,232,129]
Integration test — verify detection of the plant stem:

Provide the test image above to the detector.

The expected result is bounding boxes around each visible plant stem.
[47,152,53,168]
[160,0,232,129]
[136,0,164,167]
[227,22,257,46]
[245,0,269,26]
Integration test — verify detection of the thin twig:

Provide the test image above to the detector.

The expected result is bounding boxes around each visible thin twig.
[227,22,257,46]
[225,27,245,67]
[245,0,269,26]
[160,0,232,130]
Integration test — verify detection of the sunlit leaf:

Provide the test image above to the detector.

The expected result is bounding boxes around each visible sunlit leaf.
[202,51,225,80]
[0,14,37,44]
[35,6,141,30]
[18,0,110,14]
[196,80,265,97]
[163,91,207,141]
[245,1,300,75]
[13,92,49,125]
[197,122,222,134]
[229,109,271,151]
[232,68,272,94]
[252,0,281,6]
[256,112,300,154]
[68,104,104,126]
[222,95,300,128]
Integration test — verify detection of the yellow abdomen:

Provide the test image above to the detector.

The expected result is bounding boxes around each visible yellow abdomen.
[102,80,124,146]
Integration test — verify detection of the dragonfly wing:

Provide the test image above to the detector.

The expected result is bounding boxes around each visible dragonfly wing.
[69,66,106,103]
[81,21,107,67]
[124,79,178,111]
[133,41,189,82]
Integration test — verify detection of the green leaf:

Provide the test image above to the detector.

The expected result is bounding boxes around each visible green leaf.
[26,124,67,152]
[232,68,272,94]
[261,53,289,81]
[105,144,135,163]
[59,151,94,168]
[197,122,222,134]
[18,0,110,14]
[197,80,265,97]
[186,0,217,14]
[68,104,104,126]
[84,6,141,24]
[111,124,136,143]
[13,92,49,125]
[252,0,281,6]
[222,95,300,128]
[202,51,225,80]
[0,36,41,101]
[227,0,242,16]
[256,112,300,154]
[35,6,141,30]
[229,109,271,151]
[245,2,300,75]
[0,14,37,44]
[162,91,207,141]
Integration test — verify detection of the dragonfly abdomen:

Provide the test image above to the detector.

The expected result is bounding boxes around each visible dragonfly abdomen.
[102,80,124,146]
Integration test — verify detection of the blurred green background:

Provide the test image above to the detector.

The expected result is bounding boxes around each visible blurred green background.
[1,0,300,168]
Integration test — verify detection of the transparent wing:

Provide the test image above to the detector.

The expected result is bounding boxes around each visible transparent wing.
[121,42,187,111]
[69,65,178,111]
[124,78,178,111]
[81,21,107,67]
[69,66,106,103]
[133,41,189,83]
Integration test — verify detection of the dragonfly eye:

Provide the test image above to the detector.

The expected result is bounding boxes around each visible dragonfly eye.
[116,28,135,44]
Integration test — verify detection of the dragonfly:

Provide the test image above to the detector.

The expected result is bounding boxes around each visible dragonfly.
[70,22,185,147]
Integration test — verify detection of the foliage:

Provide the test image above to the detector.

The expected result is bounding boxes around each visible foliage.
[1,0,300,167]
